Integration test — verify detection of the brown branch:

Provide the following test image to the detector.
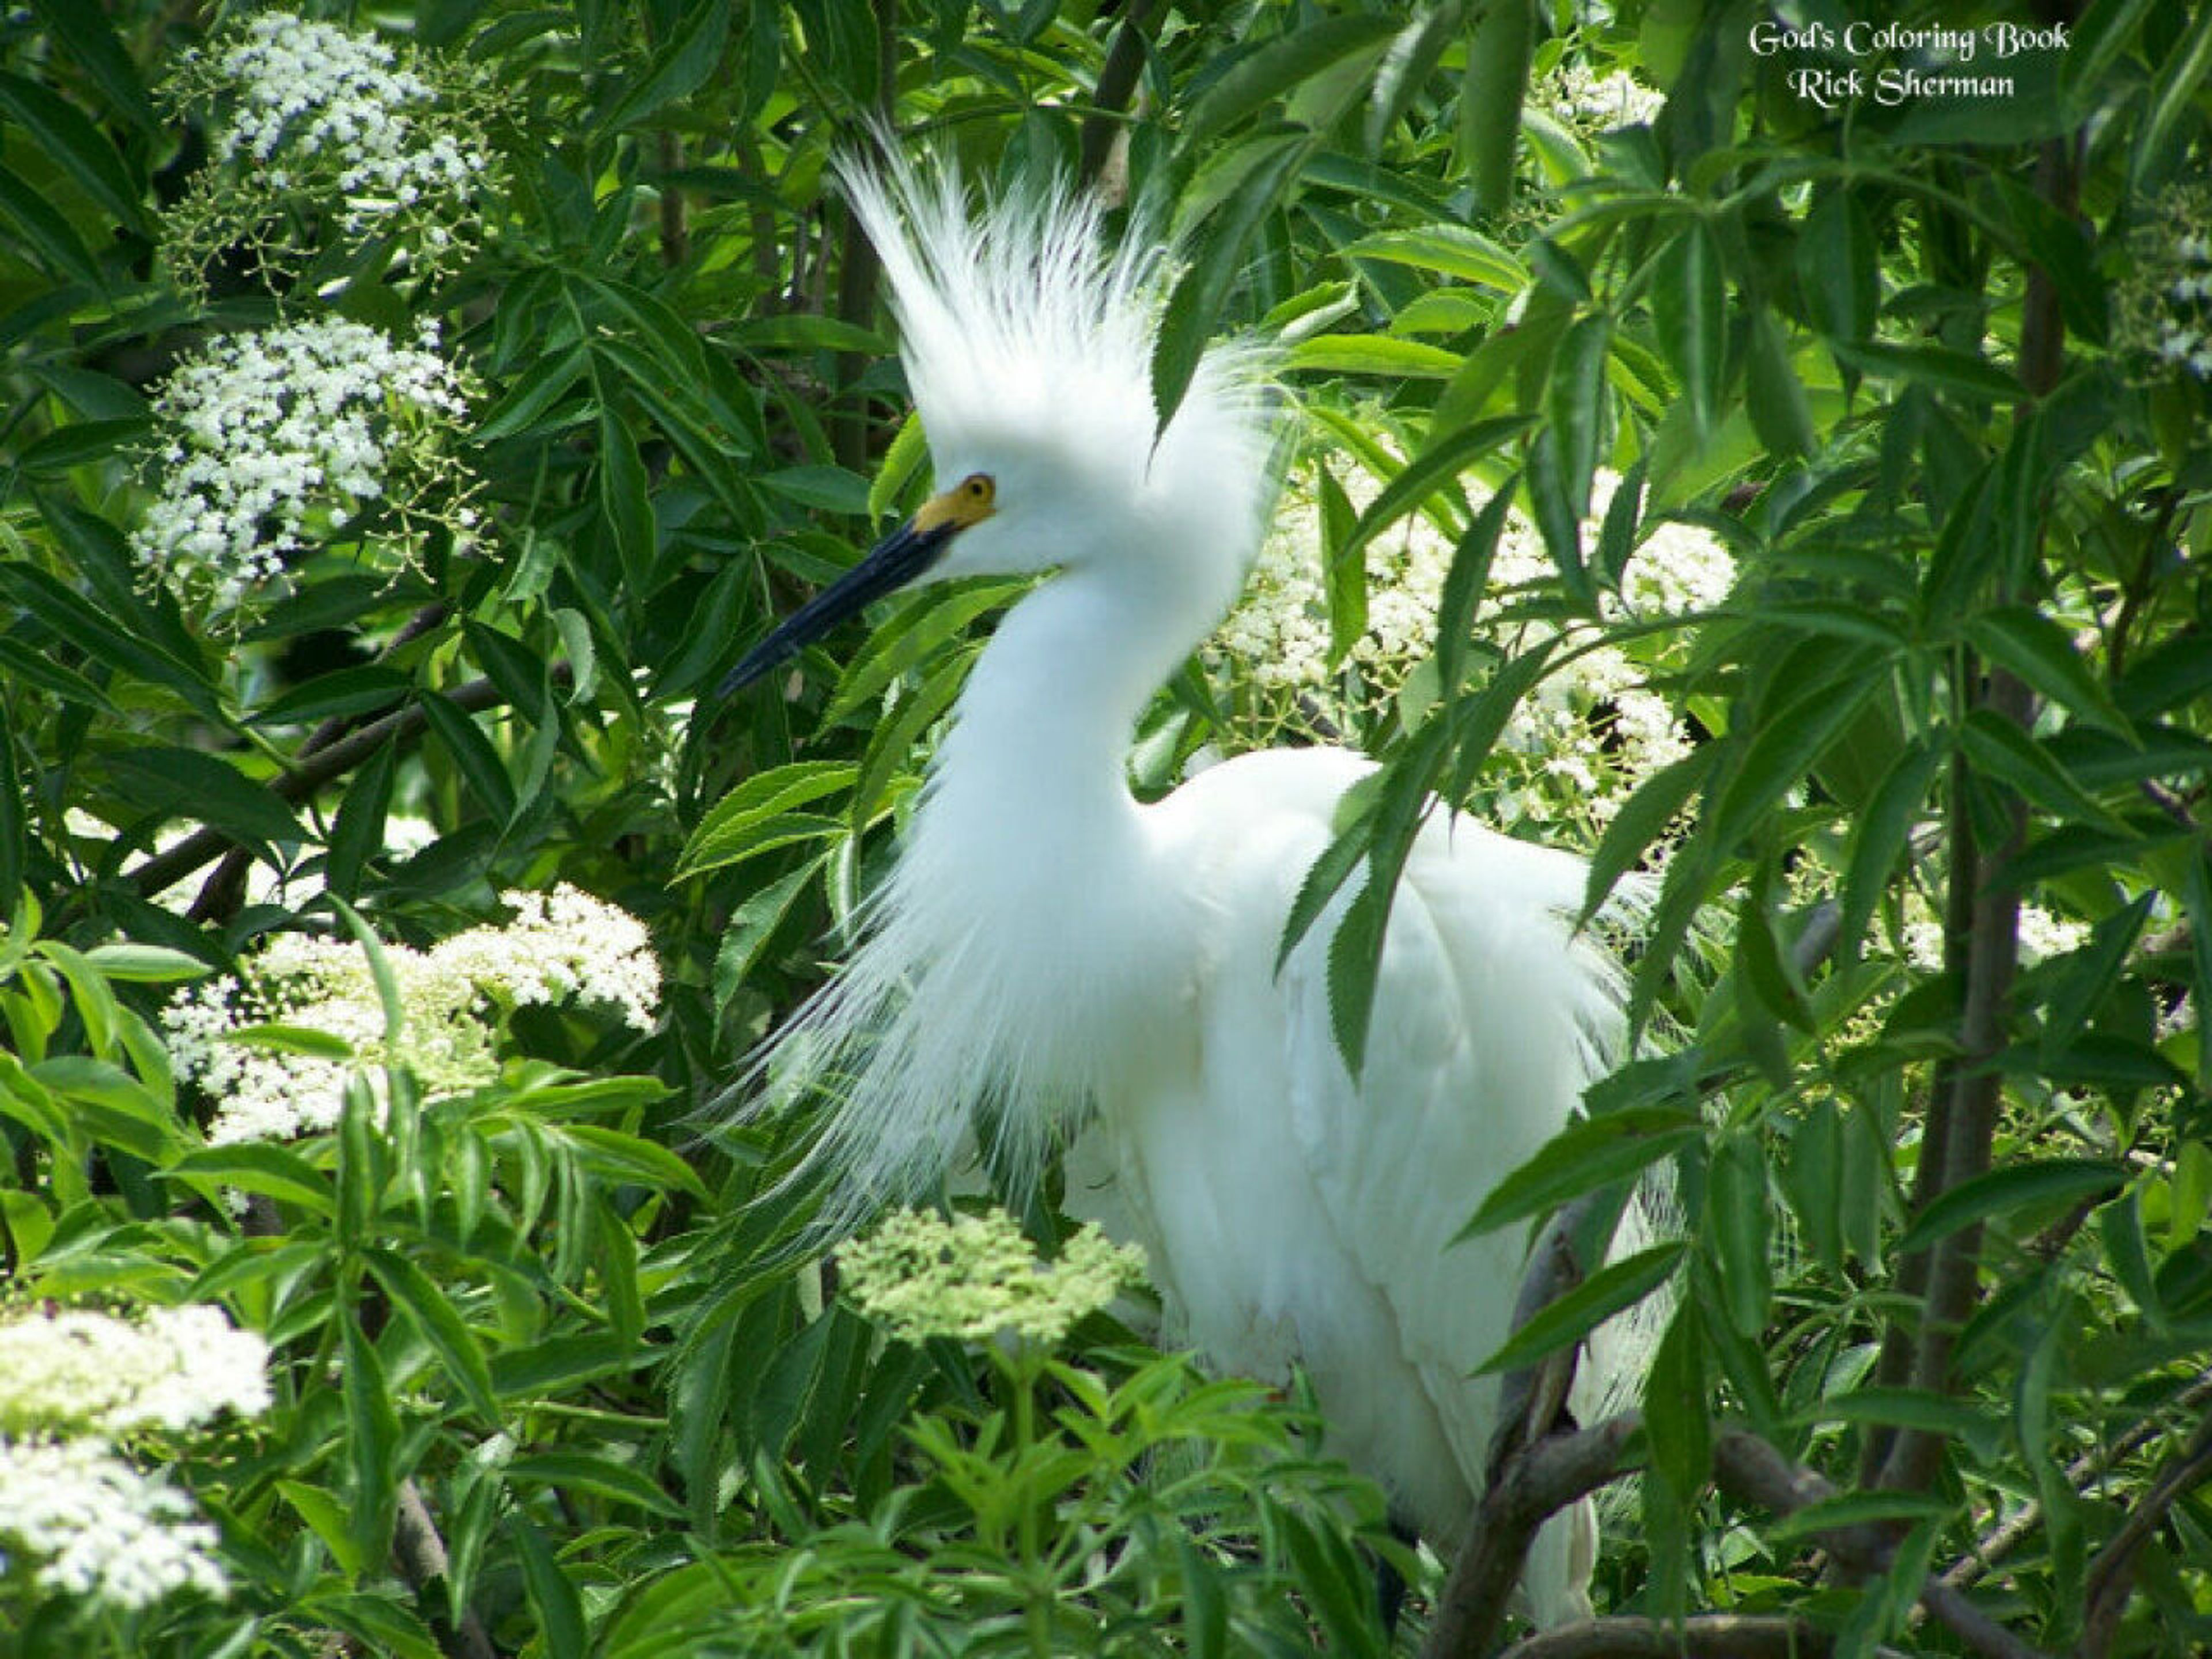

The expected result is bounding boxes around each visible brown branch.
[394,1479,501,1659]
[1713,1430,2054,1659]
[657,132,689,268]
[1424,1414,1645,1659]
[831,0,897,472]
[1946,1365,2212,1592]
[2076,1411,2212,1659]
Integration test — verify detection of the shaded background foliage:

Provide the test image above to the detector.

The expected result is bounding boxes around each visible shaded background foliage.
[1,0,2210,1656]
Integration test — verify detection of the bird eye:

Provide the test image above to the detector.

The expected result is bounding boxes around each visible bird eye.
[962,474,995,504]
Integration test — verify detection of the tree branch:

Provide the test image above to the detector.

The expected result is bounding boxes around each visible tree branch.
[1714,1430,2054,1659]
[394,1478,501,1659]
[2076,1411,2212,1658]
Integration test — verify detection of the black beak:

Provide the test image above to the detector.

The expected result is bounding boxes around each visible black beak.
[717,517,957,699]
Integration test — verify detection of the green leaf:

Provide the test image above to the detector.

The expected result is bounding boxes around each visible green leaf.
[1476,1242,1685,1376]
[1338,414,1530,573]
[1832,339,2020,403]
[1365,2,1465,157]
[1839,738,1943,964]
[1285,334,1462,377]
[1652,221,1724,435]
[1965,605,2131,737]
[557,1123,710,1200]
[2134,0,2212,187]
[1460,1107,1700,1237]
[512,1517,588,1659]
[340,1308,401,1570]
[81,944,210,983]
[1460,0,1532,213]
[1342,224,1525,290]
[866,411,928,523]
[605,0,732,127]
[1434,480,1518,694]
[1546,312,1612,520]
[164,1145,335,1217]
[1896,1159,2127,1255]
[599,406,657,595]
[678,762,855,879]
[1183,14,1400,143]
[1644,1302,1709,1493]
[505,1452,684,1517]
[1797,188,1879,343]
[1711,668,1880,853]
[0,162,101,286]
[1153,135,1309,436]
[278,1480,366,1579]
[1958,710,2119,830]
[1764,1490,1952,1541]
[0,71,147,233]
[28,1,157,132]
[1709,1132,1772,1338]
[0,560,221,722]
[2039,893,2152,1061]
[363,1247,501,1425]
[419,693,517,826]
[1582,746,1713,931]
[105,748,305,855]
[1744,312,1815,459]
[823,579,1024,725]
[325,738,398,903]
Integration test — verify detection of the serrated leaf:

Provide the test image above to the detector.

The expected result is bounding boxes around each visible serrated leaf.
[363,1247,501,1424]
[107,748,304,854]
[557,1123,710,1200]
[1832,339,2019,403]
[1460,1107,1700,1237]
[1342,224,1525,290]
[1653,221,1724,435]
[1839,738,1942,965]
[1153,137,1309,436]
[1965,605,2130,737]
[1184,14,1400,143]
[164,1143,336,1215]
[419,693,516,826]
[605,0,732,128]
[1476,1242,1685,1376]
[679,763,855,878]
[1460,0,1532,213]
[1896,1159,2127,1255]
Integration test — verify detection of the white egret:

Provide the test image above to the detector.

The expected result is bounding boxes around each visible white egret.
[719,155,1639,1627]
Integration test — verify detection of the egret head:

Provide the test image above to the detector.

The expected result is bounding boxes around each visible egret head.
[718,150,1277,698]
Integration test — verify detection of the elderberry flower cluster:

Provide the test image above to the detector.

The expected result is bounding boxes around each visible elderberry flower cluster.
[131,316,475,619]
[0,1303,269,1613]
[2117,184,2212,382]
[841,1209,1147,1347]
[0,1304,271,1440]
[163,10,497,286]
[1210,459,1725,835]
[163,886,661,1145]
[1900,894,2090,974]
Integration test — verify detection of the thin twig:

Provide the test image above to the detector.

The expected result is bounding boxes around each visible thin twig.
[2076,1412,2212,1658]
[1946,1365,2212,1591]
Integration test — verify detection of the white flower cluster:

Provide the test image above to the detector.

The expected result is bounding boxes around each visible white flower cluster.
[0,1304,271,1439]
[2120,186,2212,381]
[1542,62,1666,131]
[0,1438,228,1610]
[841,1209,1147,1347]
[164,885,662,1144]
[215,13,481,233]
[0,1303,269,1613]
[164,10,495,281]
[132,316,473,616]
[1211,460,1726,833]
